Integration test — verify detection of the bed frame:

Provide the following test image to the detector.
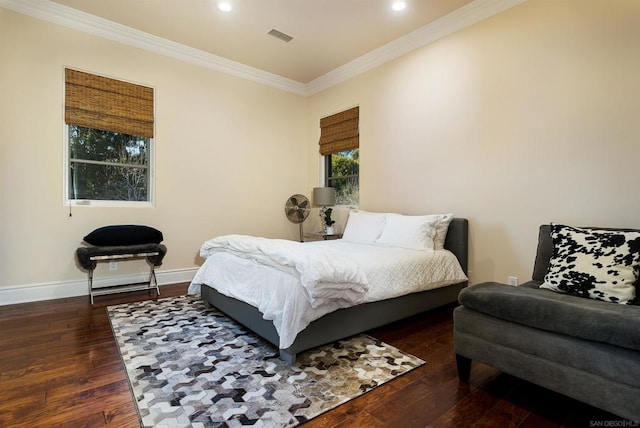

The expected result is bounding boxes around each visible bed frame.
[201,218,468,363]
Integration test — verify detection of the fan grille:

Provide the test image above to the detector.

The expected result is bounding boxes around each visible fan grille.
[284,194,310,242]
[284,194,310,224]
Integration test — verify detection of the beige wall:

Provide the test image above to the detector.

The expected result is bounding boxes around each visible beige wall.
[0,9,307,293]
[3,0,640,300]
[307,0,640,284]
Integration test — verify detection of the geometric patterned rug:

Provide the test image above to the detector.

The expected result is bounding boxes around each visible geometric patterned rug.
[107,295,424,427]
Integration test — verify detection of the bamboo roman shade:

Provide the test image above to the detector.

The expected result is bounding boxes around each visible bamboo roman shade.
[65,68,154,138]
[318,106,359,156]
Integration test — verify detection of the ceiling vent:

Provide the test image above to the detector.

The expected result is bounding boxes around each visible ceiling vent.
[267,28,294,43]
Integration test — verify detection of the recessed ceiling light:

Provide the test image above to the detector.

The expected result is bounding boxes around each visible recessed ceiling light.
[392,1,406,11]
[217,2,232,12]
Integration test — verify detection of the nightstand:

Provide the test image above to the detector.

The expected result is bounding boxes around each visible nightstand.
[304,232,343,241]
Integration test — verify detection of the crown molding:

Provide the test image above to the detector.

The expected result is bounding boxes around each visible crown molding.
[306,0,527,94]
[0,0,308,95]
[0,0,526,97]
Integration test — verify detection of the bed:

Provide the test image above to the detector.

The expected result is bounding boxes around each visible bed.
[188,215,468,363]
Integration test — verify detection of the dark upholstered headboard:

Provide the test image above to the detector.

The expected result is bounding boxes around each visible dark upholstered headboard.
[444,218,469,275]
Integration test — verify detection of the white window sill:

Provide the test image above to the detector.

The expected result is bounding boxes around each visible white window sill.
[66,200,153,208]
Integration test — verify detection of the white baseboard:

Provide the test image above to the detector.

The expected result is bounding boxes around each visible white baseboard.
[0,268,198,306]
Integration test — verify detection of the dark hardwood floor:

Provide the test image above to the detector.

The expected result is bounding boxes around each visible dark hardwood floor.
[0,283,626,427]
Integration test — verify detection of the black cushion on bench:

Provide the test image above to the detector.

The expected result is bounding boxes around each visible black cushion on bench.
[458,282,640,352]
[76,243,167,271]
[83,225,163,246]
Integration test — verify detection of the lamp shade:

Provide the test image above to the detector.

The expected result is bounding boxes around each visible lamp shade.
[313,187,336,206]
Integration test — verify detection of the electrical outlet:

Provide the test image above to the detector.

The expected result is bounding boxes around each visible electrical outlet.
[508,276,518,286]
[109,261,118,271]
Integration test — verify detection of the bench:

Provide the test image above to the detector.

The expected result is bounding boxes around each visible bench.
[76,243,167,304]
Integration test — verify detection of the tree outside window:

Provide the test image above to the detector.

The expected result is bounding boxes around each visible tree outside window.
[68,125,150,201]
[326,149,359,206]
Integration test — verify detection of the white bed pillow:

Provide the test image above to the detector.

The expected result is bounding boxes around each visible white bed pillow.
[375,214,439,251]
[341,210,387,244]
[427,213,454,250]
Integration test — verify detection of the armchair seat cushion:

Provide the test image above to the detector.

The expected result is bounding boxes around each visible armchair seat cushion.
[458,281,640,352]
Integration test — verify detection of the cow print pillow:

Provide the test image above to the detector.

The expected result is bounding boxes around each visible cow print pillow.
[541,224,640,305]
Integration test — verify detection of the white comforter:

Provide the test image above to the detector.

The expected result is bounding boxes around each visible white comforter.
[198,235,368,308]
[189,237,467,349]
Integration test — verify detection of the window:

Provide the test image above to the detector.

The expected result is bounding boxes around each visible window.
[64,68,154,204]
[68,126,150,201]
[319,106,359,206]
[325,149,359,206]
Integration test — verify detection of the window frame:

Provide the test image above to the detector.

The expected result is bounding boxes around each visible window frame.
[323,149,359,208]
[62,69,155,208]
[63,122,155,208]
[318,106,360,208]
